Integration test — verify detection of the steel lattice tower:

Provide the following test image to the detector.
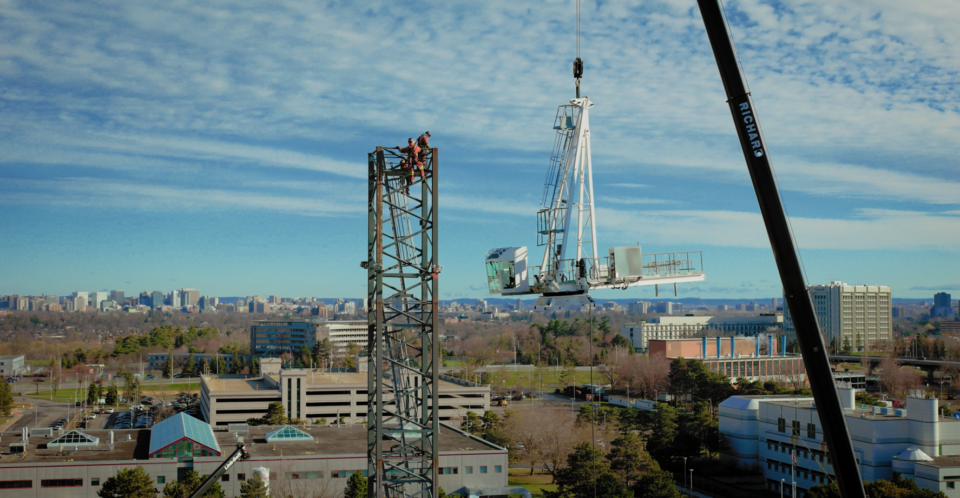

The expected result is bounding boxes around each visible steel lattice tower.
[365,146,440,498]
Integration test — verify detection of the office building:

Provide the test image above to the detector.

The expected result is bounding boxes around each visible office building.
[44,295,57,305]
[250,320,324,356]
[151,291,164,309]
[0,355,25,377]
[648,337,802,385]
[655,301,674,314]
[316,320,368,355]
[90,292,108,311]
[516,298,523,311]
[745,301,758,312]
[771,297,778,309]
[783,282,892,352]
[170,290,180,308]
[110,290,124,304]
[932,293,956,319]
[717,304,729,311]
[0,413,506,498]
[200,364,489,427]
[249,301,267,314]
[181,288,200,307]
[621,314,783,351]
[628,301,650,314]
[719,392,960,496]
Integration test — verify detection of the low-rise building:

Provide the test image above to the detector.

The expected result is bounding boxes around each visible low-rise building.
[200,369,489,427]
[622,314,783,352]
[0,355,25,377]
[720,391,960,496]
[649,337,805,385]
[0,413,507,498]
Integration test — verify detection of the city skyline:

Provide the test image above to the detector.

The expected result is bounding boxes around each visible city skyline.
[1,2,958,300]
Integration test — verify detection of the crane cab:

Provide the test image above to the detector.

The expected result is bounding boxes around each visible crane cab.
[484,247,531,295]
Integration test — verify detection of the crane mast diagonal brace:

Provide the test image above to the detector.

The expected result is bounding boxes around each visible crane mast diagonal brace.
[366,146,440,498]
[695,2,866,497]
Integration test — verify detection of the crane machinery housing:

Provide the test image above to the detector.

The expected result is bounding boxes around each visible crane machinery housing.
[483,95,706,310]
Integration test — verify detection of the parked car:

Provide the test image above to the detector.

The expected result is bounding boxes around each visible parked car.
[53,425,62,430]
[145,374,156,380]
[5,378,15,383]
[106,408,115,414]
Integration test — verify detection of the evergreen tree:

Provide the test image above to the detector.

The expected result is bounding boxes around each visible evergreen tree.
[97,466,156,498]
[230,351,241,374]
[645,404,679,464]
[250,357,259,376]
[607,433,658,485]
[181,353,196,377]
[238,475,268,498]
[545,442,621,498]
[0,380,14,416]
[162,353,173,379]
[105,384,119,405]
[344,472,368,498]
[214,357,228,375]
[162,470,224,498]
[87,383,99,405]
[631,469,680,498]
[197,357,209,375]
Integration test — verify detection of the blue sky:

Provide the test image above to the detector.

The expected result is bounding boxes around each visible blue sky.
[1,0,958,301]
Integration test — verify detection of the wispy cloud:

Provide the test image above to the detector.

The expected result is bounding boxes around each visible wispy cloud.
[599,196,675,205]
[598,207,960,251]
[0,178,364,216]
[909,285,960,291]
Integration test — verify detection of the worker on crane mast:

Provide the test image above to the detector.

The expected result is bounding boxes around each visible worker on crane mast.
[399,138,421,193]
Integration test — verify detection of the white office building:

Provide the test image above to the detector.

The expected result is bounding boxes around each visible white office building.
[783,282,892,352]
[621,314,783,351]
[720,391,960,497]
[0,355,25,377]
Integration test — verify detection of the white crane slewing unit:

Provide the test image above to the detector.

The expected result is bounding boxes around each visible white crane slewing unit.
[484,96,706,310]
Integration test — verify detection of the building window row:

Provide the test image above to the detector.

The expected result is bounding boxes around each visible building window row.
[41,479,84,488]
[0,480,33,489]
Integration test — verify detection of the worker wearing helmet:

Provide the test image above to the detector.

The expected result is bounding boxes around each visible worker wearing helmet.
[399,138,421,192]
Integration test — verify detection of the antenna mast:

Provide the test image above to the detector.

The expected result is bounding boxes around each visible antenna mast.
[573,0,583,97]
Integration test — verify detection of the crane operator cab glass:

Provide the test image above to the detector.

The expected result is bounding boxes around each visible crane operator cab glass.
[484,247,530,295]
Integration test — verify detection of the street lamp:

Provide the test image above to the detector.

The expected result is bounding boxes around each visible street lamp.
[683,457,687,487]
[689,469,694,491]
[781,479,785,498]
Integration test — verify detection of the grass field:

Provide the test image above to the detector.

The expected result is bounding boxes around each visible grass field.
[479,369,603,390]
[24,381,200,403]
[508,468,557,496]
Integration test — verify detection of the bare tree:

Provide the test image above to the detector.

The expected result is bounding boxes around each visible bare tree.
[539,408,585,482]
[878,357,921,399]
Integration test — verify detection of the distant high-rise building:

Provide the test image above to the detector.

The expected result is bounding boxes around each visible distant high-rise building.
[931,292,956,319]
[269,295,281,304]
[73,291,89,309]
[628,301,650,314]
[784,281,892,352]
[475,299,487,311]
[110,290,124,304]
[91,292,108,310]
[73,295,86,312]
[745,302,758,312]
[171,290,181,308]
[180,288,200,307]
[892,306,904,318]
[655,301,674,314]
[151,291,164,309]
[717,304,729,311]
[44,294,58,305]
[516,298,523,311]
[771,297,778,309]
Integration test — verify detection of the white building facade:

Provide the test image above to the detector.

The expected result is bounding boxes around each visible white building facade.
[783,282,892,352]
[720,392,960,497]
[621,314,783,351]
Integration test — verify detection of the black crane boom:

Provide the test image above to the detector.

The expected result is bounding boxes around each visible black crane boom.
[188,443,249,498]
[695,2,867,498]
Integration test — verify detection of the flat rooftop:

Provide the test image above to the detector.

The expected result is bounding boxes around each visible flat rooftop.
[0,429,146,463]
[921,455,960,469]
[227,425,503,457]
[0,426,502,464]
[765,399,960,423]
[202,373,478,393]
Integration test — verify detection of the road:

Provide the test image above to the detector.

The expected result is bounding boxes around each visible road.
[7,397,70,433]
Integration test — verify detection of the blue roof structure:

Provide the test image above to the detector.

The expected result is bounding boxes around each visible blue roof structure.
[264,426,314,443]
[149,412,221,456]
